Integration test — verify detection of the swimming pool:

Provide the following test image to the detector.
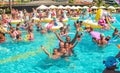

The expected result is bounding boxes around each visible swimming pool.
[0,14,120,73]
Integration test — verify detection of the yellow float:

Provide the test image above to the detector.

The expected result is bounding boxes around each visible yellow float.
[41,18,53,23]
[83,20,103,29]
[10,19,24,24]
[95,9,103,21]
[63,18,68,22]
[71,17,79,20]
[0,25,7,33]
[95,9,115,29]
[32,17,40,22]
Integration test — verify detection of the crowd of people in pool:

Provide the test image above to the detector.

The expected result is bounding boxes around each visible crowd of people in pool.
[0,7,120,73]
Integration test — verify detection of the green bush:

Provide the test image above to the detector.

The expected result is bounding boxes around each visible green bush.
[0,9,3,14]
[69,0,74,3]
[6,8,11,14]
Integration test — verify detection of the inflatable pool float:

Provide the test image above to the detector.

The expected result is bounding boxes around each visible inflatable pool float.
[45,22,63,31]
[63,18,68,22]
[71,17,79,20]
[32,17,40,22]
[10,19,24,24]
[41,18,53,23]
[0,25,7,33]
[83,20,103,29]
[95,9,103,21]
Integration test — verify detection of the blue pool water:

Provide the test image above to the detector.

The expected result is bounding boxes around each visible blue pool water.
[0,14,120,73]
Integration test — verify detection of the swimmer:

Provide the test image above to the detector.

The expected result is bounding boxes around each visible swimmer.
[9,27,19,40]
[16,28,22,41]
[0,32,6,43]
[97,34,109,46]
[103,52,120,73]
[112,28,120,38]
[59,26,69,37]
[98,17,110,30]
[16,23,21,29]
[27,29,34,41]
[74,21,83,31]
[40,27,47,34]
[41,46,63,59]
[85,27,101,42]
[36,23,42,32]
[54,29,78,44]
[27,23,33,32]
[85,27,110,46]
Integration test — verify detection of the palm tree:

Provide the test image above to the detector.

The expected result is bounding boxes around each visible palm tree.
[93,0,105,6]
[69,0,74,3]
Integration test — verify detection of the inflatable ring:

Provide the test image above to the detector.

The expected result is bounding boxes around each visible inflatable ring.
[45,22,63,31]
[83,20,103,29]
[24,35,29,41]
[63,18,68,22]
[10,19,24,24]
[32,17,40,22]
[0,25,7,33]
[41,18,53,23]
[71,17,79,20]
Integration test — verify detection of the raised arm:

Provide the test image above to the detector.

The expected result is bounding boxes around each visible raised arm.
[115,51,120,58]
[54,32,64,42]
[71,41,79,50]
[41,46,51,58]
[71,31,78,44]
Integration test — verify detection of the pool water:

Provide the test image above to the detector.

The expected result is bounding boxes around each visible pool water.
[0,14,120,73]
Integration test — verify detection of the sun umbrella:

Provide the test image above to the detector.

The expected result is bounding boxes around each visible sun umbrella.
[83,6,89,9]
[70,6,78,9]
[76,6,82,9]
[91,6,98,9]
[49,5,57,9]
[116,7,120,9]
[37,5,48,9]
[108,6,116,9]
[58,5,64,9]
[64,5,71,9]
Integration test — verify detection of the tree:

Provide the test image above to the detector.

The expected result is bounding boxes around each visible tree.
[69,0,74,3]
[93,0,105,6]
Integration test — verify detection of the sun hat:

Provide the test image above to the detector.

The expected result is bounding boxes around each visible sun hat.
[103,56,118,68]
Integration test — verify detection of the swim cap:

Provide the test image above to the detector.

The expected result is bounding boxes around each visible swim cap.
[103,56,118,68]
